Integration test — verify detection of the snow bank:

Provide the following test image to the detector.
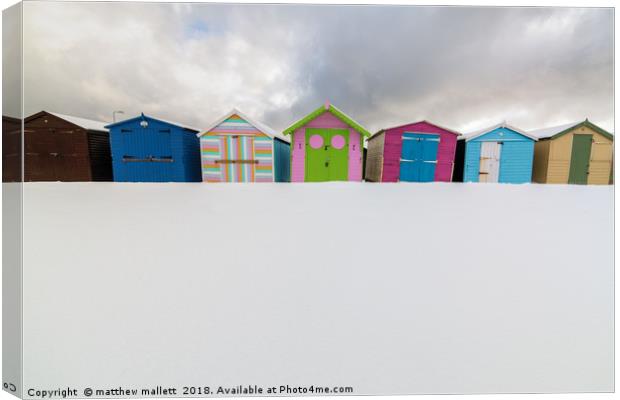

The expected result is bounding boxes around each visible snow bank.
[21,182,613,394]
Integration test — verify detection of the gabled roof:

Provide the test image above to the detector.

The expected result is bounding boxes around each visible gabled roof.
[105,113,200,132]
[26,111,109,131]
[528,119,613,141]
[369,119,461,141]
[460,121,537,142]
[198,108,288,143]
[283,102,371,137]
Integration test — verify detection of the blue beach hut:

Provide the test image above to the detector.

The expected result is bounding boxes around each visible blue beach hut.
[106,113,202,182]
[454,122,537,183]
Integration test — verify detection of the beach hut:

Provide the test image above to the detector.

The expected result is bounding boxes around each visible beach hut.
[283,102,370,182]
[22,111,112,182]
[453,122,536,184]
[3,115,21,182]
[365,121,460,182]
[106,113,201,182]
[198,109,290,182]
[529,119,613,185]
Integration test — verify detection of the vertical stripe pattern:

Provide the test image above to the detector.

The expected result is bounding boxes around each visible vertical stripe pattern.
[200,114,274,182]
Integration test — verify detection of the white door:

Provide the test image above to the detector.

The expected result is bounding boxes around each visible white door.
[479,142,502,183]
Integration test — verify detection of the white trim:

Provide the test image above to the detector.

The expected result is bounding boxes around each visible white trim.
[462,122,538,142]
[198,108,289,143]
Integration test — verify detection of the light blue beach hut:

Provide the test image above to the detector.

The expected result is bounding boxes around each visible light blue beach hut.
[456,122,537,183]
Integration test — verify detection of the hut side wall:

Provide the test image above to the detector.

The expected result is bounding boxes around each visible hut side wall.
[381,122,458,182]
[2,116,22,182]
[274,138,291,182]
[532,140,550,183]
[86,130,113,181]
[452,139,465,182]
[365,132,385,182]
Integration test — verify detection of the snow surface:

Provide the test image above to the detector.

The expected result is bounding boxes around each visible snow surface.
[20,182,613,394]
[48,111,109,132]
[527,121,581,139]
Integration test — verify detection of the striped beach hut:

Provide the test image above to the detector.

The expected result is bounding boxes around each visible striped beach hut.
[198,109,290,182]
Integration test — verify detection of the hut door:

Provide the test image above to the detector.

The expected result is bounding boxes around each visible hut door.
[479,142,501,183]
[399,133,439,182]
[224,135,255,182]
[568,134,593,184]
[305,128,349,182]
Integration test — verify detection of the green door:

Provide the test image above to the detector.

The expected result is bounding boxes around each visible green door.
[305,128,349,182]
[568,134,593,184]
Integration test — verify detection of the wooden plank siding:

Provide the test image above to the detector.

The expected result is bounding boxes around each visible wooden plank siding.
[462,127,535,184]
[108,115,201,182]
[532,140,550,183]
[21,112,113,182]
[2,116,22,182]
[365,131,385,182]
[289,110,365,182]
[376,121,459,182]
[534,125,613,185]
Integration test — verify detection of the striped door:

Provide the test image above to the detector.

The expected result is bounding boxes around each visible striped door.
[224,136,254,182]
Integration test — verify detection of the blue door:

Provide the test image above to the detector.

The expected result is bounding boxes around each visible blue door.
[399,133,440,182]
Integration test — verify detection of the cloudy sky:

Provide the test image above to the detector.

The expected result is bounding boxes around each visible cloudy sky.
[13,2,615,133]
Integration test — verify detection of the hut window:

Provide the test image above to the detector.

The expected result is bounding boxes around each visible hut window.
[331,135,346,149]
[121,129,132,133]
[309,134,324,149]
[159,129,171,133]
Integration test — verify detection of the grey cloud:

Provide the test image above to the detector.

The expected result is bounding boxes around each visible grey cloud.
[18,3,613,134]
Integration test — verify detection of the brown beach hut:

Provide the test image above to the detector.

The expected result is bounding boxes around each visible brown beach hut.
[24,111,113,181]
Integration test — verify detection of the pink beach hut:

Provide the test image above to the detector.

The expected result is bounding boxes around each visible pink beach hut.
[282,102,371,182]
[365,121,461,182]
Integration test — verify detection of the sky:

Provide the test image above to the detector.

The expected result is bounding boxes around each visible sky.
[9,2,615,133]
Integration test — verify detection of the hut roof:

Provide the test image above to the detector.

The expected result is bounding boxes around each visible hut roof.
[283,102,371,137]
[198,108,289,143]
[369,120,461,142]
[105,113,200,132]
[460,121,537,142]
[26,111,109,132]
[528,119,613,141]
